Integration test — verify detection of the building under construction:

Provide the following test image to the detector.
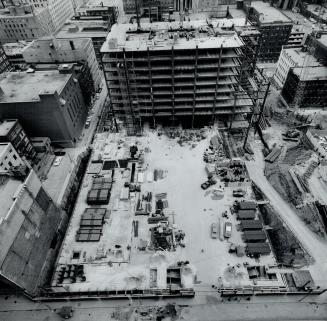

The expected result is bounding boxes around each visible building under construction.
[101,19,269,133]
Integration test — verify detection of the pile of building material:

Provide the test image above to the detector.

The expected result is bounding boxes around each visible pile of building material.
[150,222,175,251]
[265,147,282,163]
[203,135,227,163]
[53,264,86,285]
[87,178,112,205]
[135,192,152,215]
[216,160,250,184]
[76,208,106,242]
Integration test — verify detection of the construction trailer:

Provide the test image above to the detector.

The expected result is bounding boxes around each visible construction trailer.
[240,219,263,230]
[246,242,271,256]
[243,230,267,242]
[237,209,256,220]
[238,200,257,210]
[101,20,269,133]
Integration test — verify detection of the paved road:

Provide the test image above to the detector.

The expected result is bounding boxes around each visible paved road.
[246,143,327,288]
[0,293,327,321]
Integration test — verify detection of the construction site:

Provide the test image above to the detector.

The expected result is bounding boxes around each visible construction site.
[36,1,327,305]
[2,2,327,321]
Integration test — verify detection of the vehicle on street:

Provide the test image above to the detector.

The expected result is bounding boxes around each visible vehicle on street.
[92,174,103,178]
[224,222,232,238]
[85,120,90,128]
[211,223,218,239]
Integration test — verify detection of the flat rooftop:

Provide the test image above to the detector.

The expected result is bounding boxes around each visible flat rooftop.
[0,119,16,136]
[3,41,29,56]
[0,176,22,220]
[55,21,109,39]
[102,20,244,52]
[293,65,327,81]
[0,71,70,103]
[250,1,291,23]
[283,48,321,67]
[80,0,121,8]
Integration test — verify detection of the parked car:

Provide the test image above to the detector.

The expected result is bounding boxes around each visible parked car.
[224,222,232,238]
[85,120,90,128]
[211,223,218,239]
[201,178,217,190]
[233,188,246,197]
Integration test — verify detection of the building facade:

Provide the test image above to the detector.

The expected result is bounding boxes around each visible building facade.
[23,37,101,90]
[2,42,27,68]
[0,119,37,163]
[0,169,66,295]
[25,0,75,31]
[281,66,327,108]
[75,0,120,27]
[101,21,255,131]
[0,142,28,172]
[306,32,327,66]
[274,47,321,88]
[0,4,55,44]
[244,1,293,62]
[0,71,87,147]
[55,20,109,64]
[0,45,10,73]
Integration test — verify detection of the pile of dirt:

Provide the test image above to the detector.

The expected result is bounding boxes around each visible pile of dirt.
[264,163,302,206]
[259,204,311,266]
[283,144,313,165]
[298,203,326,238]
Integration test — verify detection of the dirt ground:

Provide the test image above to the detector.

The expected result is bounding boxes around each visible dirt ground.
[259,204,311,267]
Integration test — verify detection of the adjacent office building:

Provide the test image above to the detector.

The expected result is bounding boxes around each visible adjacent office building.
[2,42,28,68]
[0,3,55,44]
[306,32,327,66]
[101,21,254,131]
[0,70,87,147]
[0,142,29,172]
[244,1,293,62]
[0,169,66,295]
[274,47,321,88]
[55,20,109,64]
[22,37,101,90]
[0,45,10,73]
[0,119,37,163]
[281,65,327,108]
[24,0,75,31]
[75,0,121,27]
